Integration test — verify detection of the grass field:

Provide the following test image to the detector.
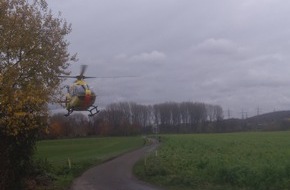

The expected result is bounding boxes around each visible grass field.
[134,132,290,190]
[35,136,144,189]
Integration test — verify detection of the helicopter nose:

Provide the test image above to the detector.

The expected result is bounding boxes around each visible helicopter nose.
[84,94,91,106]
[83,89,93,108]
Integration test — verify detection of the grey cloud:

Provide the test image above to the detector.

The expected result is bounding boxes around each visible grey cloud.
[48,0,290,117]
[115,51,166,63]
[194,38,238,55]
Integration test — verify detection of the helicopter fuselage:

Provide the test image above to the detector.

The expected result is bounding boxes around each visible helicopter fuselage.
[65,80,96,111]
[61,64,134,116]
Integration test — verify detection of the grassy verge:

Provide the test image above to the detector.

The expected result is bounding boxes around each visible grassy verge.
[134,132,290,190]
[35,136,144,190]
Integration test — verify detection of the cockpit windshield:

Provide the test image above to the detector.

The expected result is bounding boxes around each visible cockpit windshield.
[75,85,85,94]
[70,85,88,96]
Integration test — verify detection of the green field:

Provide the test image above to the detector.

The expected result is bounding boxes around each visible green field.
[35,136,144,189]
[134,132,290,190]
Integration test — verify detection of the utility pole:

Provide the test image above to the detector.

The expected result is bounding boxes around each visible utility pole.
[240,110,247,120]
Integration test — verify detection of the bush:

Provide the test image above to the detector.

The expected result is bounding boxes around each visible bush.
[0,129,37,189]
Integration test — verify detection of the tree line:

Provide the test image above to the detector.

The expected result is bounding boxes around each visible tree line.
[45,101,224,138]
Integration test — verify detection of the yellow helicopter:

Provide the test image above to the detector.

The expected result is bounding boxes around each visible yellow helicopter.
[60,65,99,116]
[60,65,135,116]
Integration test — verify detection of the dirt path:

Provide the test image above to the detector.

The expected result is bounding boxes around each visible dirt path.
[70,141,163,190]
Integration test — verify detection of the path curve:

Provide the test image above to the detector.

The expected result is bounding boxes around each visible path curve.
[70,142,163,190]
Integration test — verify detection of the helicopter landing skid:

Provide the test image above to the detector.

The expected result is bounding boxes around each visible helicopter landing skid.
[88,105,100,117]
[64,106,100,117]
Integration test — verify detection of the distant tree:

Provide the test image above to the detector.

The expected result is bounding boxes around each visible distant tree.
[48,113,68,138]
[151,102,223,133]
[67,113,89,137]
[180,102,190,125]
[47,113,91,138]
[206,104,215,122]
[102,102,143,135]
[206,104,224,122]
[46,101,225,139]
[170,102,181,126]
[105,103,126,135]
[153,104,161,126]
[191,103,207,132]
[214,105,224,121]
[0,0,75,189]
[211,105,224,132]
[131,103,149,127]
[157,103,172,126]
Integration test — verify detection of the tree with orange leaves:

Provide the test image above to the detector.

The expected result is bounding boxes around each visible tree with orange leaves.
[0,0,75,188]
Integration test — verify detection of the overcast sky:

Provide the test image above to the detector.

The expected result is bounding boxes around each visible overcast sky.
[48,0,290,118]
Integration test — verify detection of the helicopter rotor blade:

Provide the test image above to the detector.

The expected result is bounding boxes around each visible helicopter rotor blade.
[58,75,78,79]
[80,65,87,78]
[91,76,137,79]
[59,76,137,79]
[58,63,137,80]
